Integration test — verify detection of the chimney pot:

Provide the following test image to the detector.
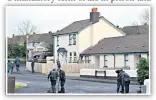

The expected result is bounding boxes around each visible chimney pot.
[90,8,100,24]
[92,8,98,12]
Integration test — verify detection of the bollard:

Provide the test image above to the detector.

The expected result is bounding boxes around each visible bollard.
[7,76,15,93]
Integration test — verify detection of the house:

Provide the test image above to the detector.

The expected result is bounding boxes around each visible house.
[80,34,149,70]
[52,8,126,64]
[7,32,54,58]
[122,23,149,35]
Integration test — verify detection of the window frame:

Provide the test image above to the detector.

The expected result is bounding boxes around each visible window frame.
[104,55,108,67]
[73,34,76,45]
[57,36,59,46]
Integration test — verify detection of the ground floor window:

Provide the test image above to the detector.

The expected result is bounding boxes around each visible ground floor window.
[73,52,77,63]
[69,52,72,63]
[85,56,90,63]
[124,54,129,67]
[104,55,108,67]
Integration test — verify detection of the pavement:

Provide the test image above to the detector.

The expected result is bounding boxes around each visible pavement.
[7,65,140,94]
[15,81,27,87]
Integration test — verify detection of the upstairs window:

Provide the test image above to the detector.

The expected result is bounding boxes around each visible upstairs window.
[69,34,72,45]
[57,36,59,46]
[69,34,76,45]
[73,34,76,45]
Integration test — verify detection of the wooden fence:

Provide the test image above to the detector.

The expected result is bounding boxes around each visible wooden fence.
[26,62,97,74]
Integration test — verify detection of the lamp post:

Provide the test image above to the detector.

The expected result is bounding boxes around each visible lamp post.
[25,35,29,70]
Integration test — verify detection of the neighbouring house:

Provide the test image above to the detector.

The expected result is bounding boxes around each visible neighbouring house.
[80,34,149,70]
[52,8,126,64]
[122,23,149,35]
[27,32,54,58]
[7,32,54,58]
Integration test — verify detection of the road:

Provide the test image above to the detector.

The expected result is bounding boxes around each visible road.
[8,66,139,94]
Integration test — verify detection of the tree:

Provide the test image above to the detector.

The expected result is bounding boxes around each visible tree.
[137,58,149,85]
[7,44,26,58]
[17,20,37,35]
[17,20,37,59]
[140,9,149,25]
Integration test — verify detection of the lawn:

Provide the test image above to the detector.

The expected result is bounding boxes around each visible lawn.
[15,85,25,90]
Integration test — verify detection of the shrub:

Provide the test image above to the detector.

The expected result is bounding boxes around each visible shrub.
[137,57,149,85]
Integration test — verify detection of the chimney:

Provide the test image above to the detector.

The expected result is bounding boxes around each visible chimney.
[90,8,100,24]
[12,34,15,37]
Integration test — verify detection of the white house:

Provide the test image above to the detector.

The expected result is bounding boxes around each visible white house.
[27,33,54,58]
[52,8,125,64]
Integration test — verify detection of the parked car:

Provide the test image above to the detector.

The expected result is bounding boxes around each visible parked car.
[28,54,41,62]
[37,52,53,63]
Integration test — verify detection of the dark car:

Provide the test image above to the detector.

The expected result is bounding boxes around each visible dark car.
[37,52,53,62]
[28,54,41,62]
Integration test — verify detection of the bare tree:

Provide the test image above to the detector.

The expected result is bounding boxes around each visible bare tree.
[16,20,37,60]
[17,20,37,35]
[140,9,149,25]
[132,22,141,35]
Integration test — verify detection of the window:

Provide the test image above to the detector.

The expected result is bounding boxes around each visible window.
[69,34,72,45]
[57,36,59,46]
[69,34,76,45]
[124,54,129,67]
[73,52,77,63]
[85,56,90,63]
[69,52,72,63]
[104,55,108,67]
[147,54,149,60]
[32,42,35,47]
[139,54,141,59]
[73,34,76,45]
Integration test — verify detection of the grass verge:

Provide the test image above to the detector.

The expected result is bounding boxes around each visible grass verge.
[15,85,25,90]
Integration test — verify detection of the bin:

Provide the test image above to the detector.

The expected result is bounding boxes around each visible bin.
[7,76,15,93]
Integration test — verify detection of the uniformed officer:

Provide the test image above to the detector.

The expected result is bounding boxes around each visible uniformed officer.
[48,68,58,93]
[119,69,131,93]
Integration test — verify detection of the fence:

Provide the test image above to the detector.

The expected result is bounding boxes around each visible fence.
[26,62,97,74]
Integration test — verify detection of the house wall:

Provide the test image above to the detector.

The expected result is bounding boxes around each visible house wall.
[141,54,148,59]
[78,26,92,53]
[115,54,124,68]
[54,34,79,64]
[78,18,124,54]
[86,53,148,70]
[92,18,124,46]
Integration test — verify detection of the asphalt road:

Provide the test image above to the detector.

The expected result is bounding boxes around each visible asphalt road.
[8,66,140,94]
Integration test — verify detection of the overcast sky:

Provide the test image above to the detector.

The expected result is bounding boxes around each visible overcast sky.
[6,6,149,37]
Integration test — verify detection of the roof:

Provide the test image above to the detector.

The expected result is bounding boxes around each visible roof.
[28,33,53,43]
[53,16,126,36]
[7,35,26,45]
[53,19,91,35]
[7,33,54,45]
[81,35,149,55]
[122,24,149,35]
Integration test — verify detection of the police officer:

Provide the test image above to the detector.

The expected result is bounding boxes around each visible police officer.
[8,60,14,74]
[58,69,66,93]
[119,69,131,93]
[14,56,21,72]
[48,68,58,93]
[116,70,122,93]
[56,60,66,93]
[31,57,36,73]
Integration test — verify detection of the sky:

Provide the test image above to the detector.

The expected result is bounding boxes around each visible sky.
[6,6,149,37]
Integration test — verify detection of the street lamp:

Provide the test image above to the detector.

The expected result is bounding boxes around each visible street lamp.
[25,35,29,70]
